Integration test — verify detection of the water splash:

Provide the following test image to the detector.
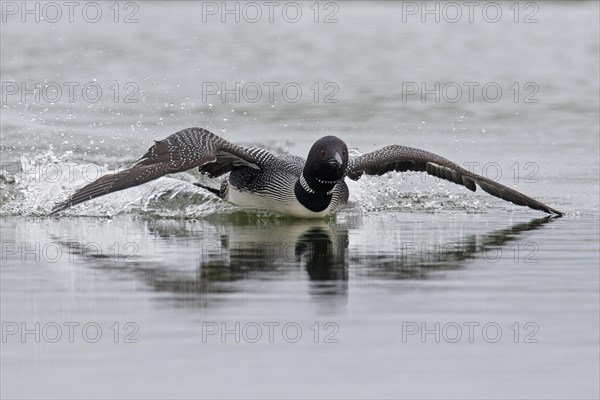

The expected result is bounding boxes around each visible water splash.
[346,171,489,214]
[1,149,492,218]
[0,148,232,218]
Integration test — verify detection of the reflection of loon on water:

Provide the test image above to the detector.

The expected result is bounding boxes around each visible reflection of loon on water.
[191,221,350,294]
[56,216,558,301]
[51,127,562,217]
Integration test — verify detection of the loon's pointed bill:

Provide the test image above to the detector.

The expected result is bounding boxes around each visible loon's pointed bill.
[50,127,563,217]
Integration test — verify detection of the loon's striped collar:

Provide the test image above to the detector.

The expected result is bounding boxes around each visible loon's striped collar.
[316,178,338,184]
[300,175,315,194]
[300,175,339,196]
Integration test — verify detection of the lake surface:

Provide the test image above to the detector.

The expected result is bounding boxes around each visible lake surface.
[1,2,599,399]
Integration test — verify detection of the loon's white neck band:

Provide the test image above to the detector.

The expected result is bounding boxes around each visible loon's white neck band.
[300,175,315,194]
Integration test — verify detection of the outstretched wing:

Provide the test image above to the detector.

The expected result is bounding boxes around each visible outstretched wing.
[346,145,562,215]
[51,127,260,213]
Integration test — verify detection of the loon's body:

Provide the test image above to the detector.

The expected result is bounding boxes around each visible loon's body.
[223,151,349,217]
[51,127,562,217]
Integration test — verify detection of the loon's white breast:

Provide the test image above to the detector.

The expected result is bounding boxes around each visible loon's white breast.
[225,184,335,218]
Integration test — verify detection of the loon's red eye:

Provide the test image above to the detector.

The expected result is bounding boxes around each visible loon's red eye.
[342,149,347,156]
[320,150,327,157]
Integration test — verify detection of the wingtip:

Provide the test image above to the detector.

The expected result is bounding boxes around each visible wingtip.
[48,206,63,216]
[540,203,563,217]
[48,202,70,216]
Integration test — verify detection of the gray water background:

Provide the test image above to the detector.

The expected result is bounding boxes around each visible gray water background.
[1,2,599,399]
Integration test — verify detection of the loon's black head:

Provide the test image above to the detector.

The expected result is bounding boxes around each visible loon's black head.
[302,136,348,192]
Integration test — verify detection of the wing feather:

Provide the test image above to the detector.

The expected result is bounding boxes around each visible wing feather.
[347,145,562,215]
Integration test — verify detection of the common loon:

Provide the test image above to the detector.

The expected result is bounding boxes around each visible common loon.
[50,127,562,217]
